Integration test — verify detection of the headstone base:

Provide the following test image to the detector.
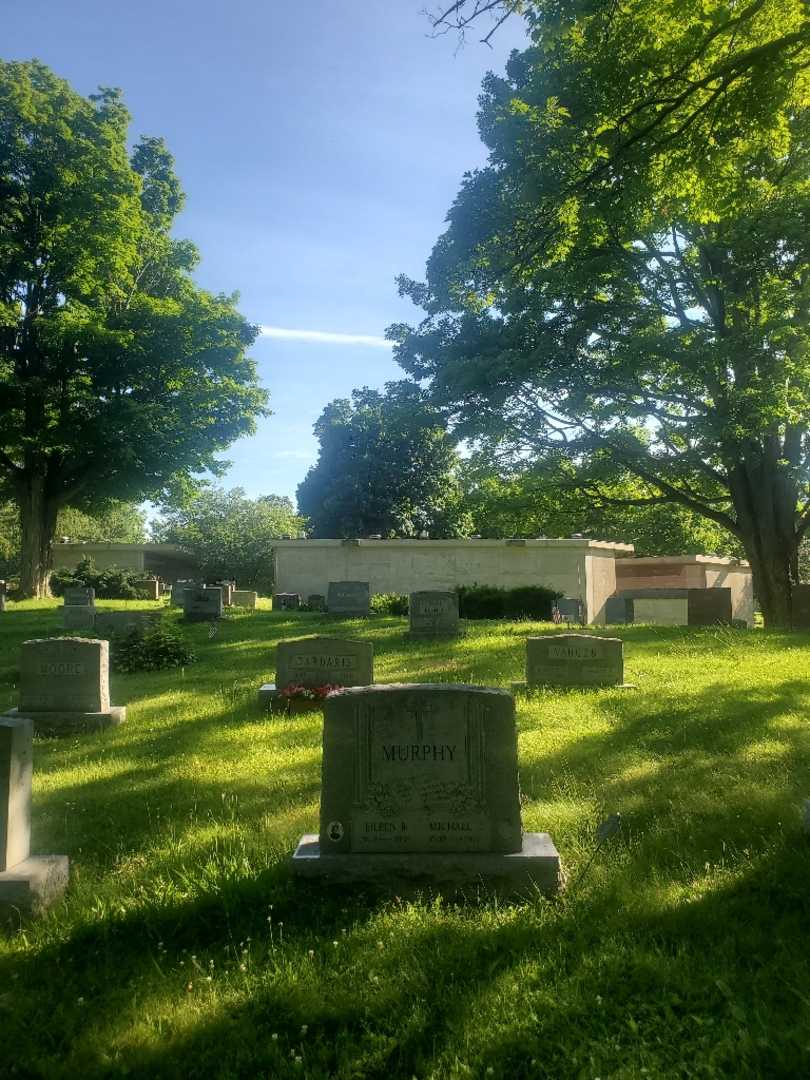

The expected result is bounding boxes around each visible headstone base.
[3,706,126,735]
[0,855,69,919]
[291,832,561,895]
[510,681,636,693]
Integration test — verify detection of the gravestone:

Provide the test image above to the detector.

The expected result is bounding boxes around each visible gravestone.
[687,588,732,626]
[64,587,95,606]
[605,596,633,625]
[183,586,223,622]
[231,590,257,609]
[3,638,126,734]
[555,597,584,624]
[307,594,326,611]
[0,716,69,918]
[408,591,460,636]
[141,579,161,601]
[273,592,301,611]
[259,636,373,709]
[292,683,560,892]
[791,584,810,629]
[94,610,161,638]
[525,634,625,688]
[327,581,370,617]
[62,586,96,630]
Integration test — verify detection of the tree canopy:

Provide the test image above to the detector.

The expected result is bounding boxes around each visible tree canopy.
[297,381,471,538]
[393,0,810,624]
[153,487,304,593]
[0,61,268,596]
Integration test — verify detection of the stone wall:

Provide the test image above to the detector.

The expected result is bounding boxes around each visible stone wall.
[615,556,754,625]
[272,539,633,624]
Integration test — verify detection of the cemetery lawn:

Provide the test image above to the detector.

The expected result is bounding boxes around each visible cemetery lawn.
[1,602,810,1080]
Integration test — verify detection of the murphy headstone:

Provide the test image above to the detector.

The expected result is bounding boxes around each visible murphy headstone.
[408,591,460,636]
[259,636,373,709]
[526,633,625,688]
[292,683,560,892]
[0,716,69,918]
[3,637,126,734]
[327,581,370,617]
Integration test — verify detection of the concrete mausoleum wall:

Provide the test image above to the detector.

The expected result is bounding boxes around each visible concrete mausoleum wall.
[52,543,200,584]
[272,539,634,624]
[615,555,755,625]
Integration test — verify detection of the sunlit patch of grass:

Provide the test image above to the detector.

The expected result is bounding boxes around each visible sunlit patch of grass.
[1,604,809,1077]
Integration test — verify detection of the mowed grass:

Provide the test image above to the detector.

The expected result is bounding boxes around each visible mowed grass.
[1,601,809,1079]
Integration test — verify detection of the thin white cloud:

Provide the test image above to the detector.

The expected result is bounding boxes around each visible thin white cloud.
[273,449,315,460]
[260,325,392,348]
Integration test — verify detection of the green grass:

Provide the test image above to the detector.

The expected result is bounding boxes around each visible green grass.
[1,601,809,1079]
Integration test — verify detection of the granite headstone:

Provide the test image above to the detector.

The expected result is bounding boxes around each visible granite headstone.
[408,591,460,636]
[327,581,370,617]
[526,633,625,688]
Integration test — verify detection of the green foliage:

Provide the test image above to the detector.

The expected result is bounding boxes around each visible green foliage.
[153,487,304,592]
[0,60,267,595]
[393,0,810,623]
[370,592,410,616]
[297,381,472,538]
[456,582,560,619]
[57,502,147,544]
[50,557,149,599]
[111,621,196,674]
[0,501,19,578]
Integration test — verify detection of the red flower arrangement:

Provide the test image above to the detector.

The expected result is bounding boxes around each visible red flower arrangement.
[280,682,343,701]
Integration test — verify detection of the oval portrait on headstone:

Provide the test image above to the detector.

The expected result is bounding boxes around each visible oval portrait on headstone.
[326,821,344,842]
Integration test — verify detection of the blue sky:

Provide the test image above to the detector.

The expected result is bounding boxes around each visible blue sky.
[4,1,526,505]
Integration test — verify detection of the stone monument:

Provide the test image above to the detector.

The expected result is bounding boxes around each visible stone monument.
[327,581,370,617]
[273,592,301,611]
[0,716,69,919]
[408,591,460,636]
[3,637,126,734]
[62,586,96,631]
[183,586,223,622]
[523,633,627,688]
[258,636,374,709]
[292,683,560,892]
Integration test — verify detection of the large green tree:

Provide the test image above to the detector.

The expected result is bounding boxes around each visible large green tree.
[394,0,810,625]
[297,381,471,538]
[153,487,304,593]
[0,62,267,597]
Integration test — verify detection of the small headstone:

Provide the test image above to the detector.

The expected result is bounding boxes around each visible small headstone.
[231,590,257,609]
[408,591,460,636]
[4,637,126,734]
[259,635,373,708]
[94,610,161,638]
[183,586,223,622]
[605,596,633,624]
[63,606,96,631]
[327,581,370,617]
[292,684,560,892]
[308,594,326,611]
[555,597,584,624]
[64,587,95,606]
[792,585,810,630]
[687,588,732,626]
[0,716,69,919]
[273,592,301,611]
[526,633,625,688]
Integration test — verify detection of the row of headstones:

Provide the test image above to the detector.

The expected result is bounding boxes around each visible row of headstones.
[259,631,627,711]
[172,583,258,620]
[275,586,465,634]
[605,587,736,627]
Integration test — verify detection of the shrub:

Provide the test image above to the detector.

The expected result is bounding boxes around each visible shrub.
[50,557,153,600]
[371,592,409,616]
[111,623,196,673]
[456,583,561,620]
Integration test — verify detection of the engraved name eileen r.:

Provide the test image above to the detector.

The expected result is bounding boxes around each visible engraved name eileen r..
[381,744,457,763]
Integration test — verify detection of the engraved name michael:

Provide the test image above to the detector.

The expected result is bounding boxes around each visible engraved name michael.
[381,743,457,763]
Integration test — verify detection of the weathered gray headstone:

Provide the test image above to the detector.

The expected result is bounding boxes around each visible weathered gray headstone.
[0,716,69,918]
[687,588,732,626]
[259,635,373,708]
[62,586,96,630]
[183,586,223,622]
[273,592,301,611]
[4,637,126,734]
[64,587,95,606]
[292,684,560,892]
[94,610,161,638]
[231,590,257,609]
[555,597,583,624]
[526,633,625,688]
[327,581,370,616]
[408,591,460,636]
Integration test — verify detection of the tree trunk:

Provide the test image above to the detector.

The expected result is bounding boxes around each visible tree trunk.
[728,456,798,629]
[17,473,59,599]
